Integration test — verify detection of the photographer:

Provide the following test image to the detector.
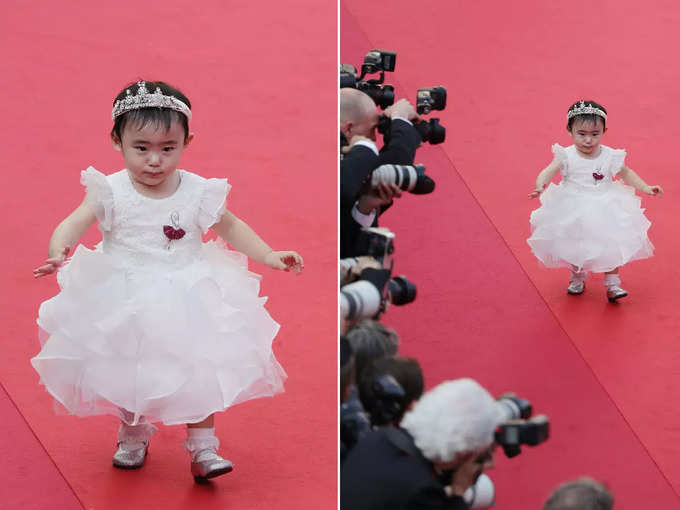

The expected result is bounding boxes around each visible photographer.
[340,88,421,258]
[341,378,502,510]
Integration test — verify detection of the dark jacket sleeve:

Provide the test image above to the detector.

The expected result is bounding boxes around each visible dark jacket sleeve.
[378,118,421,166]
[340,145,379,210]
[408,488,469,510]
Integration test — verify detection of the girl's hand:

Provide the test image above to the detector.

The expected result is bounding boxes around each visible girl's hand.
[528,186,544,199]
[33,246,71,278]
[644,185,663,196]
[264,251,304,273]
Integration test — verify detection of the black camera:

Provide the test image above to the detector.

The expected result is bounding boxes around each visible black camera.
[340,389,372,459]
[371,164,435,195]
[354,227,395,269]
[362,374,405,426]
[416,87,447,115]
[494,395,550,458]
[340,49,397,109]
[378,114,446,145]
[415,118,446,145]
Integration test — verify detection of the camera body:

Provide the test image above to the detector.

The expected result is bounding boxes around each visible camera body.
[416,87,447,115]
[355,227,395,270]
[340,389,372,457]
[340,49,397,109]
[362,373,406,426]
[494,394,550,458]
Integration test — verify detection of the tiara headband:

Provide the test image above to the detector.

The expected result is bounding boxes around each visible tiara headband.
[111,81,192,121]
[567,100,607,121]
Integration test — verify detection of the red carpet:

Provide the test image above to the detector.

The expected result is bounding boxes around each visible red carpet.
[1,2,336,508]
[343,0,680,507]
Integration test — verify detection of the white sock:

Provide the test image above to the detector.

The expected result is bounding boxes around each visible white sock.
[570,270,586,282]
[604,274,621,288]
[184,427,220,457]
[117,422,157,449]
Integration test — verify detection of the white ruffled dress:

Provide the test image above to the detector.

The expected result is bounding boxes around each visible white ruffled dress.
[32,168,286,425]
[527,144,654,273]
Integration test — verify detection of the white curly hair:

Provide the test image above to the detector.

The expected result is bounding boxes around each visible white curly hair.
[400,378,503,464]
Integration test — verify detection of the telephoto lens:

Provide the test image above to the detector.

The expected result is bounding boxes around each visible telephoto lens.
[497,395,532,420]
[387,276,417,305]
[371,164,435,195]
[340,268,391,321]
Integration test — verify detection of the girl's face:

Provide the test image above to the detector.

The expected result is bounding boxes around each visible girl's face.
[113,120,193,189]
[569,118,605,157]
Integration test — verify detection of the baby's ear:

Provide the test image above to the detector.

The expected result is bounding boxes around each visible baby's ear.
[184,132,195,147]
[111,134,122,152]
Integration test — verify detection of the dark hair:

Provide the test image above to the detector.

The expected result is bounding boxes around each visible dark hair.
[566,100,607,131]
[340,336,355,402]
[344,320,399,383]
[543,477,613,510]
[358,356,424,424]
[111,80,191,142]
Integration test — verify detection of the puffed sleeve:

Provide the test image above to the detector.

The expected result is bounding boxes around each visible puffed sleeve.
[80,166,114,231]
[609,148,627,176]
[552,144,568,171]
[198,177,232,233]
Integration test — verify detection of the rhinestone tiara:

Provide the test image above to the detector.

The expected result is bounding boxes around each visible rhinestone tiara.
[567,100,607,121]
[111,81,192,121]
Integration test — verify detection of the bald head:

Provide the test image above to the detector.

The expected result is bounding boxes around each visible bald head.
[340,89,379,141]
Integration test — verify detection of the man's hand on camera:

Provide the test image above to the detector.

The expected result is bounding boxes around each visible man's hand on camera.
[357,183,403,214]
[384,99,420,123]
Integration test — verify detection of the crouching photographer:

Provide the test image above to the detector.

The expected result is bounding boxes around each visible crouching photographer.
[341,379,551,510]
[341,379,501,510]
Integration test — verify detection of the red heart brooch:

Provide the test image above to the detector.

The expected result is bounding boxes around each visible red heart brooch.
[163,211,185,246]
[163,225,186,240]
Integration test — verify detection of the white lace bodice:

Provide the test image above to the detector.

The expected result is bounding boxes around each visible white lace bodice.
[81,167,230,272]
[552,144,626,189]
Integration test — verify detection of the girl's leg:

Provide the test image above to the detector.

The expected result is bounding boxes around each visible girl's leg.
[603,267,627,302]
[187,414,214,428]
[568,266,587,295]
[184,413,233,481]
[113,413,157,469]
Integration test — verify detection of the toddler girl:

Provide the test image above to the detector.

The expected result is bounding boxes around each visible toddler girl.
[527,100,662,302]
[32,80,304,481]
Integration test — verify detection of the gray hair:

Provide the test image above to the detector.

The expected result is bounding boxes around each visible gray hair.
[543,477,613,510]
[400,378,502,463]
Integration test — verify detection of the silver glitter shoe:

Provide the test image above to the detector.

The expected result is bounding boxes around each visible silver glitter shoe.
[607,285,628,303]
[191,448,233,482]
[112,441,148,469]
[567,279,585,295]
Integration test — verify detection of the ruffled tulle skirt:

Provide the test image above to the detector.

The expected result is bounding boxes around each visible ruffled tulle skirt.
[32,241,286,425]
[527,181,654,272]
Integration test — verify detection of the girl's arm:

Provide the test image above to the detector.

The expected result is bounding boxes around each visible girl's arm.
[618,165,663,195]
[529,158,561,198]
[211,210,304,272]
[33,194,97,277]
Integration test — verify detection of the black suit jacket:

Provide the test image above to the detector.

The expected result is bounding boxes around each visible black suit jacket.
[341,427,469,510]
[339,119,420,258]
